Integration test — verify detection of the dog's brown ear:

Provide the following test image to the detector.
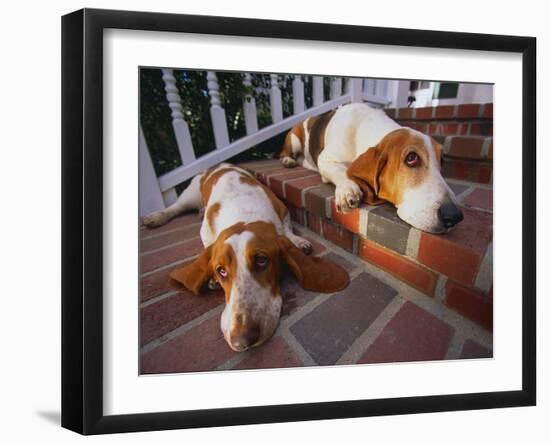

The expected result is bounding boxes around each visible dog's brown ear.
[431,138,444,168]
[169,245,213,295]
[278,236,349,293]
[347,146,388,205]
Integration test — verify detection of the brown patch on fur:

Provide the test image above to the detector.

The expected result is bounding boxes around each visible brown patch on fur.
[169,220,350,300]
[206,202,221,233]
[280,122,305,160]
[200,166,235,206]
[347,128,434,207]
[308,110,336,166]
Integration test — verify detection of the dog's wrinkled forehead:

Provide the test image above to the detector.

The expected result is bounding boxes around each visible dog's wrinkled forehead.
[214,223,282,298]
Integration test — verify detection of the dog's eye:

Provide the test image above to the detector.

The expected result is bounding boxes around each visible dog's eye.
[216,266,228,279]
[405,152,420,167]
[254,254,269,270]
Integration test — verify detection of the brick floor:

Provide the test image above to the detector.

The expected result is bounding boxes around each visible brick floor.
[289,272,397,365]
[358,301,454,363]
[139,163,493,374]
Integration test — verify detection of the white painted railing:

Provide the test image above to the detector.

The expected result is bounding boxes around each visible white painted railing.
[140,72,398,216]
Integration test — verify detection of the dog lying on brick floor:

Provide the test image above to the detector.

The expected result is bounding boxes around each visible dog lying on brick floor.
[279,103,463,233]
[143,163,349,352]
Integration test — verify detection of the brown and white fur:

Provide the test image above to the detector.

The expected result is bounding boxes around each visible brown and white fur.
[143,164,349,352]
[280,103,463,233]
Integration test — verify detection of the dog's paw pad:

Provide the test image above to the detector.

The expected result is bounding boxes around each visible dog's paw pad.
[281,156,297,168]
[143,211,168,228]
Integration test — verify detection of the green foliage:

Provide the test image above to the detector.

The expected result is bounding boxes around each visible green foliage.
[140,69,323,177]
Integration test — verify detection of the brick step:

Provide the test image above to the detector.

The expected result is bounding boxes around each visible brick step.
[385,103,493,136]
[239,161,493,330]
[442,157,492,184]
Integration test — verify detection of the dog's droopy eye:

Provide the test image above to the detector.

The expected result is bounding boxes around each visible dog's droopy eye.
[405,151,420,167]
[216,266,228,279]
[254,254,269,270]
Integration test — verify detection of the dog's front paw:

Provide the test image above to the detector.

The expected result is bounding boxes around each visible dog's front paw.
[335,182,363,213]
[294,237,313,255]
[281,156,297,168]
[142,211,169,228]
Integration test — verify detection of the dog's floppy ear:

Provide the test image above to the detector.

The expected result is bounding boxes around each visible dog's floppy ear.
[277,236,349,293]
[169,245,213,295]
[347,146,388,205]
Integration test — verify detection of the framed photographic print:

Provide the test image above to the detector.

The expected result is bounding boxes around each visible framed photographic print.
[61,8,536,435]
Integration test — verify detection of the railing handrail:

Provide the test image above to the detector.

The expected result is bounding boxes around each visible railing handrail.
[139,72,395,216]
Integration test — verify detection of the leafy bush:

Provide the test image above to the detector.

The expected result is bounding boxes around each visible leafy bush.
[140,69,316,178]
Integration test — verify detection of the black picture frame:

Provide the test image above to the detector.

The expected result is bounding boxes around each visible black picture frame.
[61,8,536,435]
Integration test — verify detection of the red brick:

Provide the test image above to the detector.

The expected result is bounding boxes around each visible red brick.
[470,122,492,136]
[429,122,460,136]
[398,108,414,119]
[255,166,292,184]
[385,108,397,119]
[463,188,493,211]
[358,301,453,363]
[460,339,492,359]
[359,238,437,296]
[487,140,493,160]
[140,315,235,374]
[140,213,202,238]
[238,159,281,172]
[140,223,200,253]
[448,136,484,159]
[140,237,204,273]
[417,208,491,285]
[269,169,317,198]
[288,204,306,225]
[306,212,323,235]
[140,289,224,345]
[445,280,493,330]
[234,336,303,370]
[415,107,434,120]
[330,199,361,233]
[285,175,323,207]
[478,164,492,184]
[322,219,354,252]
[483,103,493,119]
[457,104,481,119]
[290,272,397,364]
[141,263,181,302]
[435,105,455,119]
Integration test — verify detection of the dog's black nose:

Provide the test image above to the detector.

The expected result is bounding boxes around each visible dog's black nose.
[230,325,260,351]
[437,202,464,228]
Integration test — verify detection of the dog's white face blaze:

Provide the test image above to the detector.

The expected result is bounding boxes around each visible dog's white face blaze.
[396,131,458,233]
[220,231,282,351]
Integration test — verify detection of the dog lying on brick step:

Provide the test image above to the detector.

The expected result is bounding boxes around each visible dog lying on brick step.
[143,163,349,352]
[280,103,463,233]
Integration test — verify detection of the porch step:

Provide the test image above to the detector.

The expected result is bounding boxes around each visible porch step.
[239,161,493,331]
[386,103,493,136]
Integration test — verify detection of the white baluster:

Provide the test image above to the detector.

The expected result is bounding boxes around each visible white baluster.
[349,78,364,103]
[389,80,411,108]
[161,69,196,165]
[312,76,324,106]
[207,71,230,149]
[139,126,165,216]
[292,75,305,114]
[269,74,283,123]
[242,73,258,135]
[330,77,343,99]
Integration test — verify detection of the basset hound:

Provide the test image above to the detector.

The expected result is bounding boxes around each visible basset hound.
[143,164,349,352]
[280,103,464,233]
